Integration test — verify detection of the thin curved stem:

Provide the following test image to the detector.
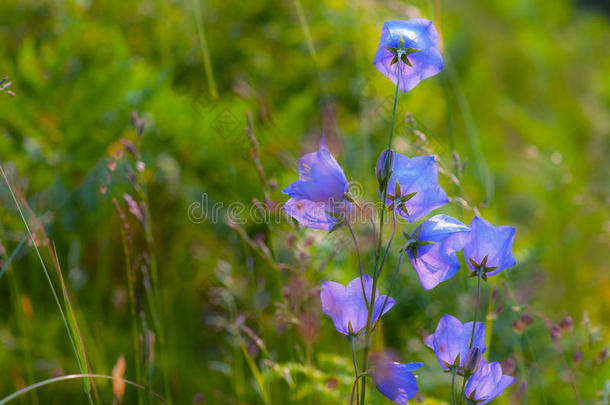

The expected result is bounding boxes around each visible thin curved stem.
[361,51,402,405]
[469,273,482,348]
[349,374,367,405]
[349,336,360,405]
[460,271,482,404]
[376,206,397,279]
[346,221,370,310]
[352,199,377,248]
[350,336,359,379]
[0,374,168,405]
[376,240,408,324]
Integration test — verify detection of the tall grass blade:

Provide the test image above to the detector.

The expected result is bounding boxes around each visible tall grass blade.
[0,165,95,405]
[0,374,168,405]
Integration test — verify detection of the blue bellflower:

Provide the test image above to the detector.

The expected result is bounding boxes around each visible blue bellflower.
[465,360,516,404]
[463,216,516,278]
[407,215,470,290]
[374,19,443,92]
[424,314,486,371]
[320,275,395,336]
[376,150,448,222]
[283,139,351,231]
[375,361,423,405]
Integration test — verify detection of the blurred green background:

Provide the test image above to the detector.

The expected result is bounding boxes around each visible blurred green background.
[0,0,609,403]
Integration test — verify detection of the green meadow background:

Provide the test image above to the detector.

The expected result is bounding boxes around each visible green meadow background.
[0,0,609,403]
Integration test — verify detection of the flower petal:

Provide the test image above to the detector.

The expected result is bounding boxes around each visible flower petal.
[375,362,421,405]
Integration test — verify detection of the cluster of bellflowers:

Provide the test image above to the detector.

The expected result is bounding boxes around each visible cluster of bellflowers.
[283,19,516,404]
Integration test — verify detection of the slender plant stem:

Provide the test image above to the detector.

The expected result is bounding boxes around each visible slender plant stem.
[346,221,370,310]
[112,199,144,405]
[349,336,360,405]
[377,240,408,321]
[376,206,397,279]
[451,367,458,405]
[350,336,359,378]
[460,271,482,403]
[360,50,403,405]
[469,272,482,348]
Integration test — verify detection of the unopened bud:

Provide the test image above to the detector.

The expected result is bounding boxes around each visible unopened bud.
[560,315,573,333]
[376,150,394,187]
[464,347,483,374]
[550,325,562,341]
[573,348,583,363]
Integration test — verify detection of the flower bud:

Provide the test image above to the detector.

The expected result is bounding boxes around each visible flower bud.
[573,348,583,363]
[376,150,394,187]
[560,315,573,333]
[464,347,483,374]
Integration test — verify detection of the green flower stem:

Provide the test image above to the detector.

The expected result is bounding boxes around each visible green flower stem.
[460,270,482,404]
[452,367,458,405]
[360,51,403,405]
[349,335,360,405]
[346,220,370,311]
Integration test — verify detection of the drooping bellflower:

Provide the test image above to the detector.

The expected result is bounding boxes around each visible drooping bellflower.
[424,314,486,371]
[406,215,470,290]
[374,19,443,92]
[376,150,448,222]
[320,275,395,336]
[283,139,351,231]
[462,216,516,279]
[464,360,516,404]
[375,361,423,405]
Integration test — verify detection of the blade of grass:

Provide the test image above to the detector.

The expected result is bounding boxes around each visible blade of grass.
[9,174,100,403]
[0,374,168,405]
[192,0,218,99]
[241,343,270,405]
[50,242,100,403]
[0,165,95,405]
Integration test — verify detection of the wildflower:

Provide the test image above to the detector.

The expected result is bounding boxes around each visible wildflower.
[405,214,470,290]
[464,361,515,404]
[463,216,516,279]
[375,361,423,405]
[376,151,448,222]
[320,275,395,336]
[374,19,443,92]
[424,314,485,371]
[283,138,351,231]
